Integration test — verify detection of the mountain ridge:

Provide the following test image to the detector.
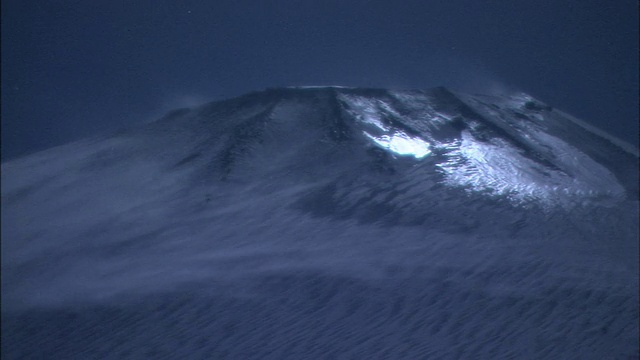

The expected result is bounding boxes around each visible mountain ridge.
[2,86,638,359]
[4,86,637,204]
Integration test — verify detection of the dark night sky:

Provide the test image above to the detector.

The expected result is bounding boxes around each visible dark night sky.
[2,0,638,160]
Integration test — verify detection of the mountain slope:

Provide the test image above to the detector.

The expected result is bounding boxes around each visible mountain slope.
[2,86,638,359]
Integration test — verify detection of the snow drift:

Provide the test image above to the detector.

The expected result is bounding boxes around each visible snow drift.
[2,86,638,358]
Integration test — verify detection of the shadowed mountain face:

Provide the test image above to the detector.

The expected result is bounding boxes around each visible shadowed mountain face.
[2,87,638,358]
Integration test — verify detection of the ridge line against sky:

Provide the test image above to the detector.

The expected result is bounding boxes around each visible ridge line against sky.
[1,0,638,160]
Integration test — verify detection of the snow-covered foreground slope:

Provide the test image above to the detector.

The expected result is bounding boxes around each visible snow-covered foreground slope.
[2,87,638,358]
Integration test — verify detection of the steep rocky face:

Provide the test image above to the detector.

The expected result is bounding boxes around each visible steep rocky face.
[121,86,637,229]
[176,86,637,198]
[57,86,635,198]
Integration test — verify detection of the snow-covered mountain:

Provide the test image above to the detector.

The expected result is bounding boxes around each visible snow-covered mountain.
[2,86,638,358]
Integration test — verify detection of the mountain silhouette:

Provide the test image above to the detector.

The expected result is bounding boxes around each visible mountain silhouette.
[2,86,638,359]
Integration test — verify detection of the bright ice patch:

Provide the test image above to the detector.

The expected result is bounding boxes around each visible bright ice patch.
[365,131,431,159]
[336,93,432,159]
[435,130,625,207]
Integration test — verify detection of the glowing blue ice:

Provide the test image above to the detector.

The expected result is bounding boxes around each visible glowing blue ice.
[365,131,431,159]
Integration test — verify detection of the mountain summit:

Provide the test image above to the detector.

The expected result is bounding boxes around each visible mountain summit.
[2,86,638,358]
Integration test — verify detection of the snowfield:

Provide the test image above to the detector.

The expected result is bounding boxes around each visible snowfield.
[2,87,638,359]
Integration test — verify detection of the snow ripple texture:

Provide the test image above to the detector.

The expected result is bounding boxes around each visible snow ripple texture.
[2,86,638,359]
